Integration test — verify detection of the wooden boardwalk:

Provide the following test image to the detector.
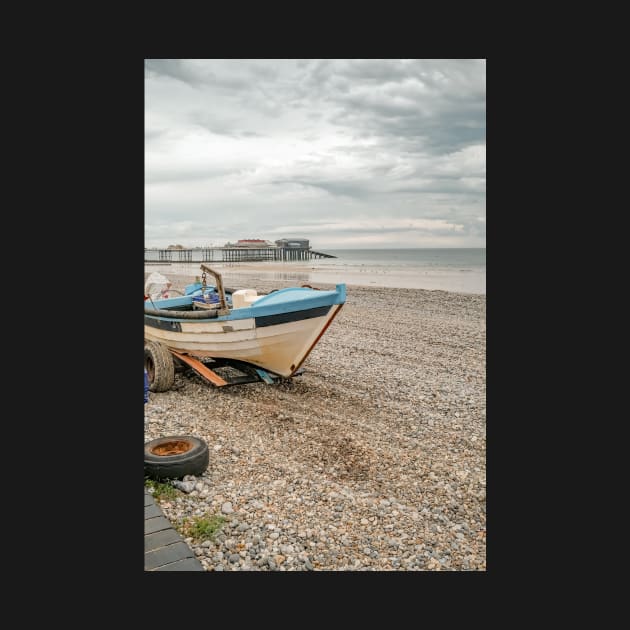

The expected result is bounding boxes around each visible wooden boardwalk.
[145,489,204,571]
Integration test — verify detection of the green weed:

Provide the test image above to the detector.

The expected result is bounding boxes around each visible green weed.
[182,514,226,542]
[145,477,179,502]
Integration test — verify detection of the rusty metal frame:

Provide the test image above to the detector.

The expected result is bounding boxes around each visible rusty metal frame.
[170,350,303,387]
[199,264,230,316]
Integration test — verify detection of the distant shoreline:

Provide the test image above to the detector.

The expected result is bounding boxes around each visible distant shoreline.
[145,260,486,295]
[145,263,486,295]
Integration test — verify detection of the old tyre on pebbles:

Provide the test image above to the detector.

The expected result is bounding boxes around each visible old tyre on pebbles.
[144,436,209,480]
[144,341,175,392]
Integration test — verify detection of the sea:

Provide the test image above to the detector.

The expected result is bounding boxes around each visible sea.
[145,248,486,295]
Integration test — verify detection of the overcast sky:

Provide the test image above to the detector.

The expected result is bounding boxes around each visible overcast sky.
[145,59,485,250]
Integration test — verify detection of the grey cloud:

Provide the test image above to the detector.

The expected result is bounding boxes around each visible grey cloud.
[391,181,486,195]
[271,178,371,199]
[300,59,486,154]
[145,59,254,90]
[145,166,235,184]
[332,102,484,155]
[145,59,485,248]
[187,109,263,137]
[145,59,203,87]
[251,63,279,80]
[145,129,167,142]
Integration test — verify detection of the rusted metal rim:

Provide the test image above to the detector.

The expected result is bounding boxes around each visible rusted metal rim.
[150,440,193,456]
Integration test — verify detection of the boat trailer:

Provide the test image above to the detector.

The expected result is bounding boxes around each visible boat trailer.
[170,349,303,388]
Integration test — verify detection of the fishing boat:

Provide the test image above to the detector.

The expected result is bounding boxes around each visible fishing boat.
[144,264,346,390]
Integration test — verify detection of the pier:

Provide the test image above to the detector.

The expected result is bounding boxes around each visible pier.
[144,247,336,263]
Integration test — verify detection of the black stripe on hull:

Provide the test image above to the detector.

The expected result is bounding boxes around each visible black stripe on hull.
[145,305,332,332]
[144,316,182,332]
[255,305,331,328]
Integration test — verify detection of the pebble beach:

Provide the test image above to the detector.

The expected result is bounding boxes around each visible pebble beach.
[144,270,486,571]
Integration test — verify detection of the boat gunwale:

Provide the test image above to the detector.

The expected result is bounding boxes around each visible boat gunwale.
[145,283,346,323]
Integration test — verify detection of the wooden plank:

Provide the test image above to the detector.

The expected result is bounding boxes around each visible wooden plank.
[170,350,229,386]
[145,528,184,552]
[145,542,195,570]
[152,557,204,571]
[145,503,163,519]
[145,515,172,535]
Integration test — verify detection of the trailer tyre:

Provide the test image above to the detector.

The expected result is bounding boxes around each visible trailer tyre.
[144,435,209,480]
[144,341,175,392]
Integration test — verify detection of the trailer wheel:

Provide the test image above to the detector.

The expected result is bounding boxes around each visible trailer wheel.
[144,435,209,480]
[144,341,175,392]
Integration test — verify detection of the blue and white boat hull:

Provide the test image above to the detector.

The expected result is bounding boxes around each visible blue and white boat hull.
[144,284,345,377]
